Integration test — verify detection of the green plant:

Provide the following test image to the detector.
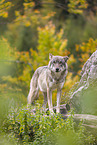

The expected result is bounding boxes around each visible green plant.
[2,104,95,145]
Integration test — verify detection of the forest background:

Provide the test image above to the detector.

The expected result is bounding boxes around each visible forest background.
[0,0,97,144]
[0,0,97,142]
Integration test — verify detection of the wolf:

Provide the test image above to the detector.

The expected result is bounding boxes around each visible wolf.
[27,53,69,113]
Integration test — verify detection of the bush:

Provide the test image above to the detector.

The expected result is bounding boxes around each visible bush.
[2,104,95,145]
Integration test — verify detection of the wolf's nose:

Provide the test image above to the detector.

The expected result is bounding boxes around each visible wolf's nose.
[56,68,59,72]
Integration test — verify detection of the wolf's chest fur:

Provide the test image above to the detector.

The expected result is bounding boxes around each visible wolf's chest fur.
[38,66,65,92]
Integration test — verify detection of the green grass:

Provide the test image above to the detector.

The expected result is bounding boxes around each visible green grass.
[1,103,95,145]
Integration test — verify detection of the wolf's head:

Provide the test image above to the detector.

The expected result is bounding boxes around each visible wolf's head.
[48,53,69,74]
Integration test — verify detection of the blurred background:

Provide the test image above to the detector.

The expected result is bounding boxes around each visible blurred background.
[0,0,97,124]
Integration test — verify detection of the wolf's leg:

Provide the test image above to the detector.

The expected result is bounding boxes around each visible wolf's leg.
[50,91,53,111]
[47,88,53,113]
[56,89,62,113]
[42,92,47,109]
[27,88,39,104]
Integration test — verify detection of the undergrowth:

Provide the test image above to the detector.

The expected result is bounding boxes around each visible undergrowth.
[1,104,95,145]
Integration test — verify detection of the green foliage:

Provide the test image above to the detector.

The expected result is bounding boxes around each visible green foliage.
[63,16,97,74]
[68,0,88,14]
[5,14,38,51]
[0,37,15,78]
[0,37,13,59]
[2,104,95,145]
[65,16,97,52]
[76,38,97,67]
[0,37,31,93]
[0,0,12,18]
[6,25,38,51]
[5,0,56,51]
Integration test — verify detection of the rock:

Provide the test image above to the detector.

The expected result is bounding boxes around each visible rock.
[73,114,97,135]
[71,50,97,114]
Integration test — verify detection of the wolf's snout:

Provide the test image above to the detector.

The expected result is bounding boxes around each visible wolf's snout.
[56,68,59,72]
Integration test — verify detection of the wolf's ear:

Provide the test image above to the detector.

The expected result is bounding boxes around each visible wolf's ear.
[63,56,69,62]
[49,53,53,59]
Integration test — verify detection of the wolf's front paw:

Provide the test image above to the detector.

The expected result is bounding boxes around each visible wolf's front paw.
[56,108,60,114]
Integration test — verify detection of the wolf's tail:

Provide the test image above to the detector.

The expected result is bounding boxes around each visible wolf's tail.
[27,69,39,104]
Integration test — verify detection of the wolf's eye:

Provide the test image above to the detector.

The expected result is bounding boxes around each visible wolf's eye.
[53,61,56,63]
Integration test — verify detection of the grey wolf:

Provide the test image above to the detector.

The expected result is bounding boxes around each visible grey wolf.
[27,53,69,113]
